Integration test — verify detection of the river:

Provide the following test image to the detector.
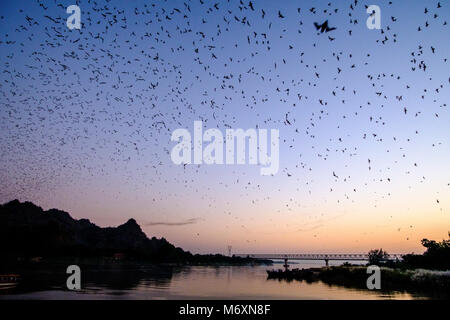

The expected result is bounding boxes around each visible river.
[0,260,434,299]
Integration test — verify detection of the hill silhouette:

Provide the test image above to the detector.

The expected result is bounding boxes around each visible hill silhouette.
[0,200,256,264]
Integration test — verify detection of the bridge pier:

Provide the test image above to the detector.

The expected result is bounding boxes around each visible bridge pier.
[283,258,289,271]
[325,259,329,267]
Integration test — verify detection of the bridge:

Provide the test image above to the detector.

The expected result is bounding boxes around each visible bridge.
[234,253,403,266]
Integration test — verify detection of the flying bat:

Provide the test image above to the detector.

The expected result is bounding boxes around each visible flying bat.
[314,20,336,33]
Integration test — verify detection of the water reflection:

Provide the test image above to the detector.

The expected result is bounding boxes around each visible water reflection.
[0,261,438,300]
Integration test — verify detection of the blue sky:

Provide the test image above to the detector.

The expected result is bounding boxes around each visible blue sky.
[0,0,449,253]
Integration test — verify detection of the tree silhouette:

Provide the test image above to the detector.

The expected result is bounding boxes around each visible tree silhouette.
[368,248,389,265]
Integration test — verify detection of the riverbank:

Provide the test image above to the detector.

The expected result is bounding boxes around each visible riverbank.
[267,265,450,297]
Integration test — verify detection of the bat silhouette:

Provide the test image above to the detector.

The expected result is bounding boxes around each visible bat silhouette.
[314,20,336,33]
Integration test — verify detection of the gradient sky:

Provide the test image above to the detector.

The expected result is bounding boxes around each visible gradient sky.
[0,0,449,254]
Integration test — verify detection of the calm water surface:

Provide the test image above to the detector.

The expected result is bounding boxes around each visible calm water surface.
[0,260,432,300]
